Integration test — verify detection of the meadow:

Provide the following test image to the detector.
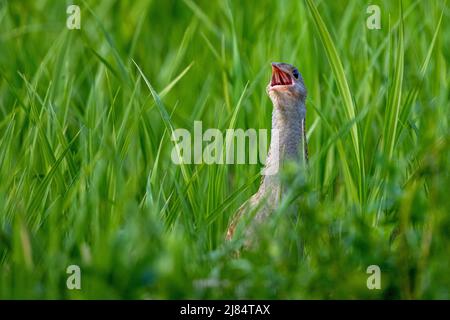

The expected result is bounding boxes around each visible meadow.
[0,0,449,299]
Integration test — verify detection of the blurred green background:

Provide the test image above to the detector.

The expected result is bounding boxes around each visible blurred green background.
[0,0,449,299]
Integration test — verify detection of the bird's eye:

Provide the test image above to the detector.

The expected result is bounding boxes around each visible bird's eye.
[292,69,299,79]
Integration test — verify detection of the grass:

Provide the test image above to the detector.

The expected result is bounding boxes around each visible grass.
[0,0,449,299]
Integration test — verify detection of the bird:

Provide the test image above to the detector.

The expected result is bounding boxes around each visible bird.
[226,62,308,243]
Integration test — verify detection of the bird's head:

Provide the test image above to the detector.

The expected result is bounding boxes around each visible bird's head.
[267,62,307,110]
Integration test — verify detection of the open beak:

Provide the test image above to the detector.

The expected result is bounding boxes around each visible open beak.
[270,62,293,87]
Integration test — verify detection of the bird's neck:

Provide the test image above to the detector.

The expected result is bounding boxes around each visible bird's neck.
[260,100,307,195]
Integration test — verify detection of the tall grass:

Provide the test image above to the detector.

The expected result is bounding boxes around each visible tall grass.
[0,0,449,299]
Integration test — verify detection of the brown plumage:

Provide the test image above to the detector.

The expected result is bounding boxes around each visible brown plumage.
[226,62,308,242]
